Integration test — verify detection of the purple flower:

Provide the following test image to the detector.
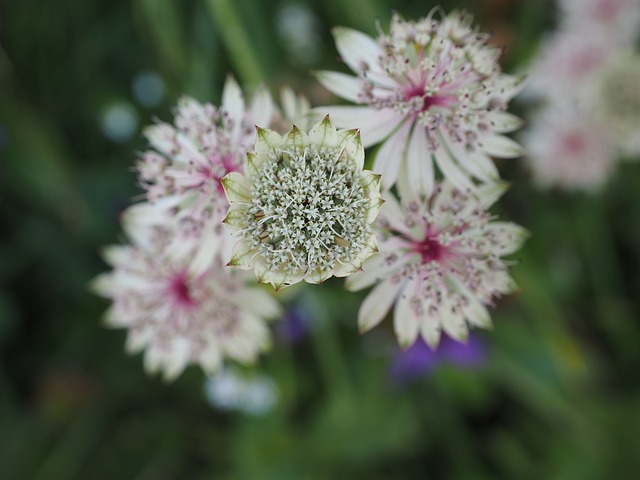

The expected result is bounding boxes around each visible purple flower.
[276,306,311,345]
[390,334,487,384]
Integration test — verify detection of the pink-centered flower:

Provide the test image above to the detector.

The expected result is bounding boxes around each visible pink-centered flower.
[135,76,275,273]
[91,226,280,381]
[523,105,616,191]
[315,10,525,196]
[346,182,527,349]
[560,0,640,44]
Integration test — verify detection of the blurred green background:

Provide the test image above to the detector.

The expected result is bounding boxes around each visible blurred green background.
[2,0,640,478]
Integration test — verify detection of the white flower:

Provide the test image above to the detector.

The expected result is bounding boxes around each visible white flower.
[523,105,616,191]
[346,182,527,349]
[91,227,280,382]
[560,0,640,45]
[205,366,279,415]
[314,10,525,196]
[136,75,275,273]
[597,54,640,157]
[222,116,383,289]
[524,28,613,103]
[271,86,313,132]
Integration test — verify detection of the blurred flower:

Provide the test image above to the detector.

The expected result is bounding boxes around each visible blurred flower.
[100,101,139,143]
[222,116,382,289]
[523,104,616,190]
[560,0,640,44]
[136,76,275,273]
[91,226,280,381]
[205,365,279,415]
[271,86,312,131]
[315,10,525,196]
[598,54,640,157]
[390,335,487,383]
[524,28,612,102]
[276,304,311,344]
[132,71,166,107]
[346,182,527,349]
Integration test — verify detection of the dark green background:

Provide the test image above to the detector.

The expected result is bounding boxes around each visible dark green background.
[2,0,640,478]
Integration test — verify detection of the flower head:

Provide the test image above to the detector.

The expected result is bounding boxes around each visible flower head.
[222,116,382,289]
[523,105,616,191]
[315,10,525,196]
[598,54,640,157]
[346,182,527,349]
[135,76,275,272]
[91,227,280,381]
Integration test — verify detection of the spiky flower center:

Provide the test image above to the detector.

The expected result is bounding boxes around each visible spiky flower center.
[242,145,372,276]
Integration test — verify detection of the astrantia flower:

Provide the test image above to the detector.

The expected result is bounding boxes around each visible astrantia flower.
[560,0,640,44]
[222,116,383,289]
[91,228,280,381]
[136,76,275,272]
[598,54,640,157]
[315,10,525,196]
[524,28,613,102]
[346,182,527,349]
[523,105,615,190]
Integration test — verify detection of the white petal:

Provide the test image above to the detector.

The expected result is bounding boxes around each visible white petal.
[249,84,275,127]
[199,341,223,375]
[314,106,403,147]
[162,337,191,382]
[222,75,246,136]
[480,135,525,159]
[487,111,524,134]
[239,287,281,319]
[420,303,442,348]
[374,120,411,190]
[332,27,384,75]
[446,137,499,182]
[486,222,529,255]
[433,141,475,192]
[393,283,420,349]
[405,125,434,197]
[315,71,362,103]
[357,277,405,333]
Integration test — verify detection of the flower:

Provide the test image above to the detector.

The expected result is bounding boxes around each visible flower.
[222,116,383,289]
[524,28,613,103]
[315,10,525,196]
[523,104,616,190]
[560,0,640,44]
[135,75,275,273]
[91,227,281,381]
[204,366,279,415]
[390,335,487,383]
[346,182,527,349]
[597,54,640,157]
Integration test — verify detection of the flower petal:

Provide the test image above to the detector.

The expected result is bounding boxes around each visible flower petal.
[480,135,525,158]
[314,106,403,147]
[222,75,246,136]
[249,84,275,127]
[314,71,362,103]
[332,27,383,75]
[308,115,337,148]
[358,277,405,333]
[374,120,412,190]
[393,283,421,349]
[405,125,434,197]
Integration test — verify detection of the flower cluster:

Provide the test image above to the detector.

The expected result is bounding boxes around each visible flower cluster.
[94,7,527,378]
[523,0,640,190]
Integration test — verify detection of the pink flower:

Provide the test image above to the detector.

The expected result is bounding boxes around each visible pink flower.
[315,10,525,196]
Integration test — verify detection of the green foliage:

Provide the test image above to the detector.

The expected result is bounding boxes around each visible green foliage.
[1,0,639,478]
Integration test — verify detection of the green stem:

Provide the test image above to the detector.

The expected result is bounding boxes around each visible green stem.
[205,0,267,87]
